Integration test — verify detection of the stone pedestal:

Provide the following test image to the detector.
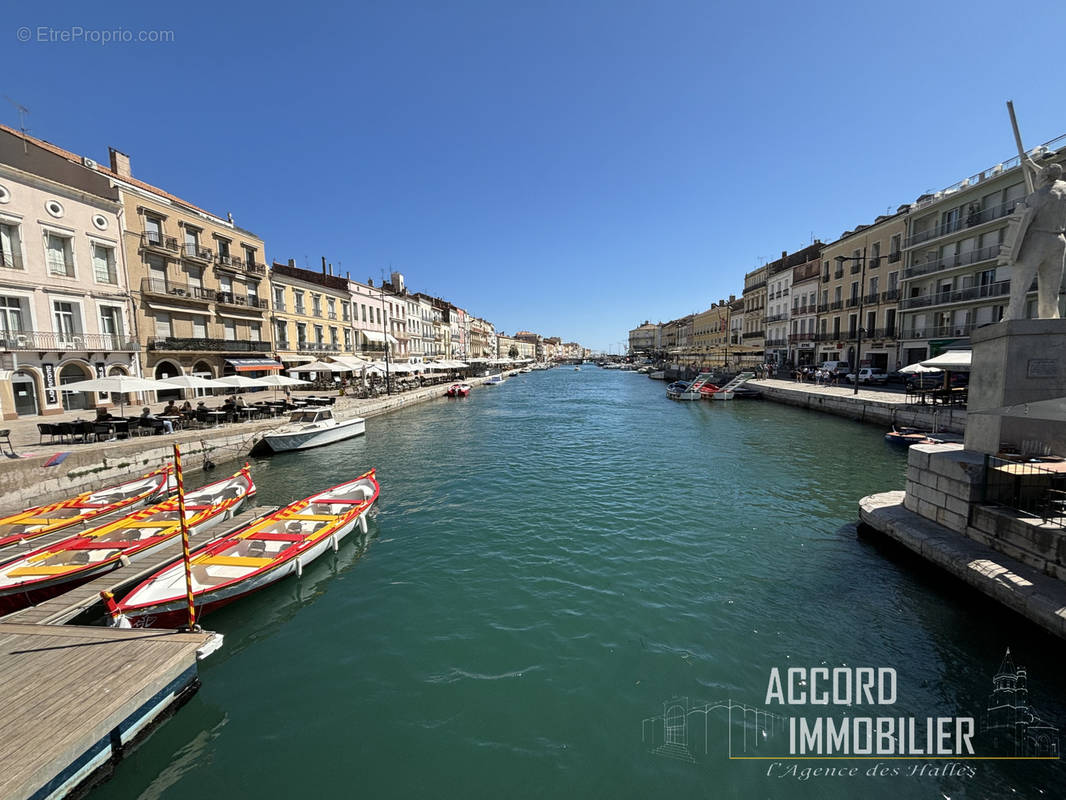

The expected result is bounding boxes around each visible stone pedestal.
[965,319,1066,455]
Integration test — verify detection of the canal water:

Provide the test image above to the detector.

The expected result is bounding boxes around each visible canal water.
[91,368,1065,799]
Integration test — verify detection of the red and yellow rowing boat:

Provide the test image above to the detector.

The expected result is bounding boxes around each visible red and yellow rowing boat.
[0,465,254,615]
[0,465,173,552]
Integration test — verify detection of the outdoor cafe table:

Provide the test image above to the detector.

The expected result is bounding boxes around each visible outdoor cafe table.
[205,410,227,427]
[157,414,182,430]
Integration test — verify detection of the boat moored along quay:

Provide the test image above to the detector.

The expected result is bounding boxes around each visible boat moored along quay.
[110,470,379,628]
[0,467,253,615]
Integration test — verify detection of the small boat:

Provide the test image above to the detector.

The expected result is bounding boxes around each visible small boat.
[261,408,365,453]
[0,467,253,614]
[884,427,964,447]
[0,466,173,552]
[446,383,471,398]
[110,470,379,628]
[485,374,505,385]
[574,366,581,372]
[668,373,717,401]
[648,371,665,380]
[699,383,721,398]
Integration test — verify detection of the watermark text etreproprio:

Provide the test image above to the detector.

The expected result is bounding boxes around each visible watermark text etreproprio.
[16,26,175,45]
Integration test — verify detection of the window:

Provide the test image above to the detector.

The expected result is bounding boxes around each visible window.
[1,221,23,269]
[0,295,26,334]
[184,228,199,251]
[361,304,367,322]
[187,265,204,289]
[99,306,124,344]
[314,324,323,344]
[243,245,256,266]
[154,311,172,339]
[223,320,236,341]
[45,233,75,277]
[889,234,901,255]
[53,301,81,342]
[192,315,207,338]
[870,241,881,262]
[885,308,896,336]
[869,276,879,296]
[866,310,876,333]
[294,291,305,314]
[144,217,163,245]
[376,307,382,324]
[219,274,233,302]
[850,281,859,301]
[296,322,307,344]
[327,297,336,319]
[312,294,322,316]
[833,286,842,303]
[888,271,898,291]
[247,280,260,304]
[344,329,351,349]
[329,327,338,347]
[90,243,117,284]
[250,322,262,341]
[342,302,350,321]
[217,238,231,260]
[274,286,285,310]
[275,321,288,346]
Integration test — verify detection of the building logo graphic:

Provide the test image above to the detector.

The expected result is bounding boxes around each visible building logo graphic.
[644,648,1059,765]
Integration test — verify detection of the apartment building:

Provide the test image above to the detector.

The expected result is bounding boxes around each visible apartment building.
[514,331,543,361]
[0,126,138,418]
[348,276,399,361]
[628,321,658,354]
[740,265,767,364]
[468,316,496,358]
[789,255,821,367]
[727,296,747,366]
[816,210,906,371]
[379,272,410,360]
[898,134,1066,365]
[270,260,351,367]
[764,257,792,365]
[691,302,730,367]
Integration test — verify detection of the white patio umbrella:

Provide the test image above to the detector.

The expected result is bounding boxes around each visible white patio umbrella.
[159,375,230,390]
[286,360,350,373]
[251,373,310,402]
[214,375,263,390]
[898,361,942,374]
[59,375,167,417]
[920,350,972,371]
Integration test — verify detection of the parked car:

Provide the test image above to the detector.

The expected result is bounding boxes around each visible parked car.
[845,367,888,385]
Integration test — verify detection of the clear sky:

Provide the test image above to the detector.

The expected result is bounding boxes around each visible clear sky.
[8,1,1066,351]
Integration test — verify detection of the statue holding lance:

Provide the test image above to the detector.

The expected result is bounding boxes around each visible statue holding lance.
[1001,101,1066,321]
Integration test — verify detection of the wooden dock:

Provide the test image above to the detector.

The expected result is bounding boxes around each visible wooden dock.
[0,504,276,799]
[2,504,276,625]
[0,622,214,800]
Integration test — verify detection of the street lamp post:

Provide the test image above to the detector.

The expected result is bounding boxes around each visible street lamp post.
[376,283,391,396]
[835,246,867,396]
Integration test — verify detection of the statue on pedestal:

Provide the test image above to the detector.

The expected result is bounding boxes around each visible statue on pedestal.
[1003,159,1066,320]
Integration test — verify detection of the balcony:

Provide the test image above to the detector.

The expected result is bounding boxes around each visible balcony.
[888,251,902,263]
[822,273,830,283]
[1,330,138,352]
[216,292,269,311]
[297,341,340,354]
[834,269,844,279]
[765,313,788,323]
[141,277,214,302]
[327,312,337,320]
[899,279,1011,310]
[788,333,816,343]
[182,243,215,263]
[817,303,829,313]
[850,263,861,274]
[846,297,860,308]
[294,306,306,315]
[274,301,287,312]
[863,328,897,340]
[902,323,974,340]
[830,301,844,311]
[746,329,765,338]
[141,232,179,254]
[881,289,900,303]
[148,337,271,352]
[904,200,1019,249]
[863,293,881,305]
[903,243,1002,279]
[765,338,788,348]
[216,253,243,271]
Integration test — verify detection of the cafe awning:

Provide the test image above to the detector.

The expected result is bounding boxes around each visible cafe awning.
[361,330,399,345]
[920,350,972,371]
[225,358,283,372]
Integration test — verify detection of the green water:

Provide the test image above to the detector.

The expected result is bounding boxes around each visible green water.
[90,369,1065,799]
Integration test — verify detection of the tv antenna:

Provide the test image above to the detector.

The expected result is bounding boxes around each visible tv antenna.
[3,96,30,153]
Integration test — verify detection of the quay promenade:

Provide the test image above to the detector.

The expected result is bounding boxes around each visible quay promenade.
[0,379,484,514]
[746,378,967,434]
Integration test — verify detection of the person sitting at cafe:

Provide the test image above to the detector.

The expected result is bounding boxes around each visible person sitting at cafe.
[221,396,237,422]
[95,407,114,422]
[162,400,180,416]
[235,395,247,410]
[140,406,174,434]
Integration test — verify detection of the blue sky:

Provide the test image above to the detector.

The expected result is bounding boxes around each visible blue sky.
[8,1,1066,350]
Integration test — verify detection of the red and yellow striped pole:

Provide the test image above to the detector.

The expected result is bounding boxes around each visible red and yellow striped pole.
[172,444,197,631]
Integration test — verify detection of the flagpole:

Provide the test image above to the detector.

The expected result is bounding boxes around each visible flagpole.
[172,443,198,631]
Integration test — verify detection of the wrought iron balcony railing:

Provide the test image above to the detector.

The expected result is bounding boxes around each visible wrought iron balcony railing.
[148,336,271,352]
[1,330,138,351]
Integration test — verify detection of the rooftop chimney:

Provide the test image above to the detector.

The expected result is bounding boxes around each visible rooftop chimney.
[368,278,374,287]
[108,147,131,178]
[328,262,333,276]
[782,250,787,258]
[321,256,327,274]
[288,258,295,268]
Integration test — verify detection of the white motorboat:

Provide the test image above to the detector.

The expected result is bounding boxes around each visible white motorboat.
[485,374,505,385]
[262,409,366,452]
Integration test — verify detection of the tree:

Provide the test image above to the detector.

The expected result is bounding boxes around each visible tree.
[508,344,519,360]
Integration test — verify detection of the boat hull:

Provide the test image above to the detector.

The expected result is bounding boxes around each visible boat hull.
[124,512,366,627]
[263,418,366,452]
[0,505,242,616]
